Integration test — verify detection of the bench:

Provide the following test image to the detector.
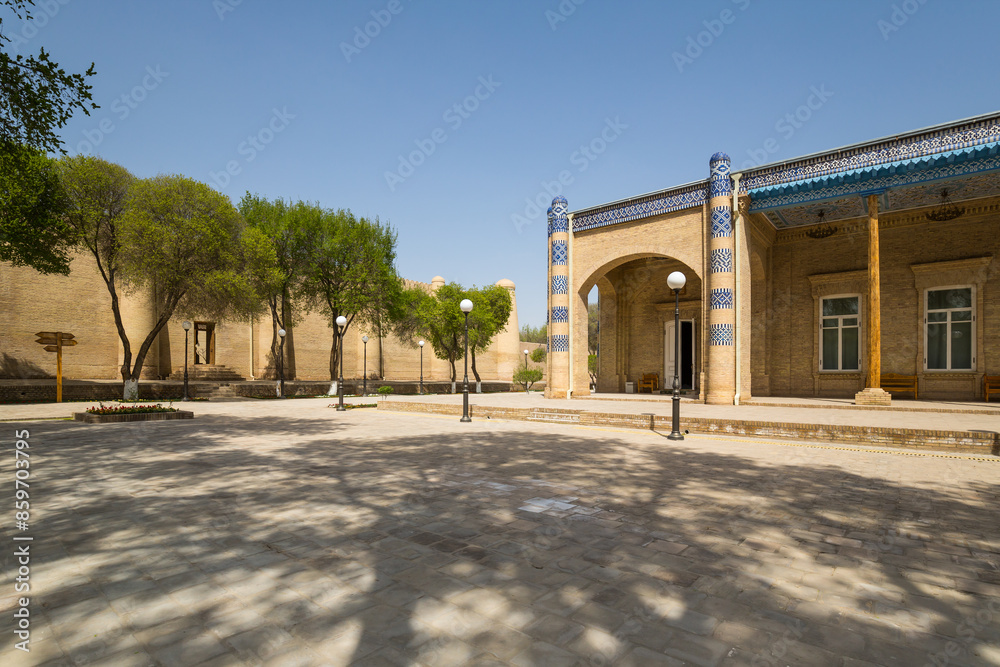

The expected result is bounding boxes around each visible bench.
[880,373,917,399]
[984,375,1000,402]
[638,373,659,393]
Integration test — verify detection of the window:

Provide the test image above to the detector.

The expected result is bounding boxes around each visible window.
[926,287,974,370]
[820,296,860,371]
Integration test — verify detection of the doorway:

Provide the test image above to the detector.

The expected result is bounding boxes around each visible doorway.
[194,322,215,365]
[664,320,695,391]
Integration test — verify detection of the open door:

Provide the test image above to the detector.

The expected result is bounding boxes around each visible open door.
[665,320,696,391]
[194,322,215,365]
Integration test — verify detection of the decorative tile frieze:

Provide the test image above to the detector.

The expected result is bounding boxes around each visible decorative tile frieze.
[551,275,568,294]
[552,241,568,265]
[551,334,569,352]
[710,248,733,274]
[711,206,732,238]
[571,184,707,232]
[741,115,1000,194]
[710,288,734,310]
[749,154,1000,212]
[709,323,734,346]
[551,306,568,323]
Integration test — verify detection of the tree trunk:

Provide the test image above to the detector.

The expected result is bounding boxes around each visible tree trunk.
[281,288,295,380]
[267,295,280,380]
[471,348,482,384]
[449,359,456,383]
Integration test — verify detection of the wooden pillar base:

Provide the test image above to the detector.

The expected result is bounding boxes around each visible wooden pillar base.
[855,387,891,406]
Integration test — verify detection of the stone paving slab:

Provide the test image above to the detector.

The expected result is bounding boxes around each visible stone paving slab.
[0,400,998,666]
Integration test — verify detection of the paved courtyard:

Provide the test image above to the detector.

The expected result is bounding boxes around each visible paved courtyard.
[2,398,999,666]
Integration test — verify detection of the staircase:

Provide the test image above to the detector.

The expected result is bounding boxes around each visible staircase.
[199,384,247,401]
[168,364,246,382]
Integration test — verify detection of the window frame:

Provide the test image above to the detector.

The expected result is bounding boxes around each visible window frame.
[818,293,862,373]
[923,284,976,372]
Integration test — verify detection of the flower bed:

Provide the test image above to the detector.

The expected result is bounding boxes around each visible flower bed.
[74,403,193,423]
[86,403,178,415]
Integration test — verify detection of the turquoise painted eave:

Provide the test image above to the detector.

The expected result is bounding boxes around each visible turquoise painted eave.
[747,142,1000,211]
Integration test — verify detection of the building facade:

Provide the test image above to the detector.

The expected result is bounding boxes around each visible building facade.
[547,113,1000,403]
[0,259,523,385]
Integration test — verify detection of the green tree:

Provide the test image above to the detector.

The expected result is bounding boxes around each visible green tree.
[239,195,320,380]
[588,354,598,388]
[466,284,512,384]
[298,208,401,380]
[60,158,275,399]
[0,143,72,274]
[401,282,465,383]
[1,0,97,152]
[513,367,542,391]
[530,347,545,363]
[520,323,546,344]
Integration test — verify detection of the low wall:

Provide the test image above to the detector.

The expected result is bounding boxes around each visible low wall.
[377,401,1000,456]
[0,379,540,403]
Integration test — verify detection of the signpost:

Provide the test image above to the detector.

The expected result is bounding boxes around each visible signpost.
[35,332,77,403]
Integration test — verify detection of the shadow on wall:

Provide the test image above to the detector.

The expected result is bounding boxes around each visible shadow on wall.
[0,353,53,379]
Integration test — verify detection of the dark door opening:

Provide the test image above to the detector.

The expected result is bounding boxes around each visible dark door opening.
[194,322,215,365]
[680,321,694,390]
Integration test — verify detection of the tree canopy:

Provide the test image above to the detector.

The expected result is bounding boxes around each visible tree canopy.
[0,142,72,274]
[392,281,512,384]
[297,208,402,380]
[239,194,321,379]
[465,283,512,383]
[59,157,276,399]
[1,0,97,153]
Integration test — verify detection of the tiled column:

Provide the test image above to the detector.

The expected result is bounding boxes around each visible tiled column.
[706,152,737,404]
[546,196,570,398]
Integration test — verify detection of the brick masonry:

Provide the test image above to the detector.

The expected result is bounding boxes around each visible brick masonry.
[0,255,526,385]
[378,401,1000,456]
[566,193,1000,403]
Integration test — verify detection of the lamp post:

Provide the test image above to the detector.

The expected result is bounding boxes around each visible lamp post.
[418,340,425,395]
[667,271,686,440]
[182,321,191,401]
[336,315,347,411]
[523,348,530,392]
[277,328,286,398]
[361,335,369,397]
[460,299,473,422]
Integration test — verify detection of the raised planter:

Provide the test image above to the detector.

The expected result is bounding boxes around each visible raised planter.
[73,411,194,424]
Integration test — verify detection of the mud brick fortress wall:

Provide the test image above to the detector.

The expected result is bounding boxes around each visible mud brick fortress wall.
[0,255,525,384]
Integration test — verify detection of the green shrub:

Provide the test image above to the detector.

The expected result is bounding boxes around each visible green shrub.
[377,385,394,396]
[530,347,546,363]
[512,368,543,391]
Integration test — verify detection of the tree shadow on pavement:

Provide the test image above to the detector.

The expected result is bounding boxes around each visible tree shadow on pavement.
[1,412,998,666]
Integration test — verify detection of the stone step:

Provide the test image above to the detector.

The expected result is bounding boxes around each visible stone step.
[527,412,580,423]
[168,364,246,381]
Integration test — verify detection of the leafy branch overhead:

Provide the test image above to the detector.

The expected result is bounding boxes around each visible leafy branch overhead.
[1,0,98,153]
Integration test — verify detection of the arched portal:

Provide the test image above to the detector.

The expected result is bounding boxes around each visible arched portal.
[577,254,702,396]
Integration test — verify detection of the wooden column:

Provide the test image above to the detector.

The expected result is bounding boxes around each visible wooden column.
[867,194,881,389]
[855,194,891,405]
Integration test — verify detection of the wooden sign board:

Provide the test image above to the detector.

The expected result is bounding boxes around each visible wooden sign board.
[33,332,77,403]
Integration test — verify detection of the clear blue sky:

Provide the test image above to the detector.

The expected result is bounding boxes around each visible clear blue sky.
[21,0,1000,328]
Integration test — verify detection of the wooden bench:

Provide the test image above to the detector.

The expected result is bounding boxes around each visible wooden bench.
[638,373,659,393]
[984,375,1000,402]
[880,373,917,399]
